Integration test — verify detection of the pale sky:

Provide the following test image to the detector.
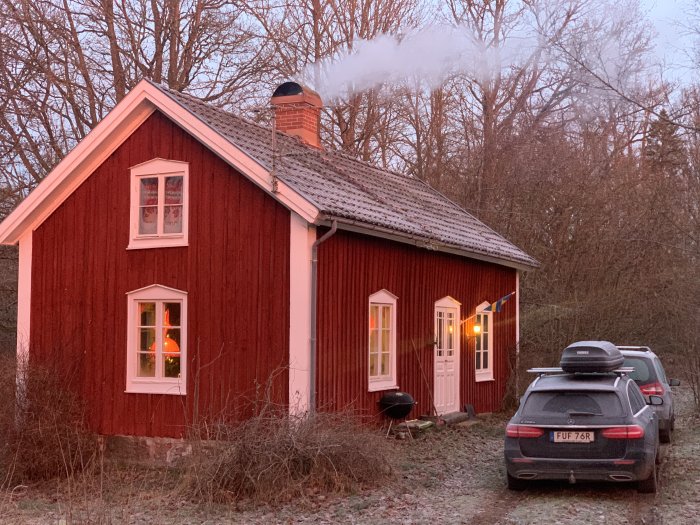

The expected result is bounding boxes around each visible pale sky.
[641,0,696,84]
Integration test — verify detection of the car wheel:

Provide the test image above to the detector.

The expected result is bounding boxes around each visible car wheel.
[507,472,527,491]
[660,427,671,444]
[638,459,658,494]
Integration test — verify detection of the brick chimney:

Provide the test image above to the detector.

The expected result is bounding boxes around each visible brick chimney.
[271,82,323,149]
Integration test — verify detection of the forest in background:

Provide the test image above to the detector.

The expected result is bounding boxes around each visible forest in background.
[0,0,697,397]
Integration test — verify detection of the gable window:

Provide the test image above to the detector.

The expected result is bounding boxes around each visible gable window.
[475,302,493,381]
[368,289,398,392]
[128,158,189,249]
[126,285,187,395]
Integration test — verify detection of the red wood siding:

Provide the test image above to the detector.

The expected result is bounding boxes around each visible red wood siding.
[30,111,290,438]
[316,230,517,419]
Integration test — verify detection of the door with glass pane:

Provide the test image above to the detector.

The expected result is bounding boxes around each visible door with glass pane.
[434,302,460,414]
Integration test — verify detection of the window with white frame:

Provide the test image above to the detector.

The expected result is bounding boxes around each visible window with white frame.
[128,158,188,249]
[368,290,398,391]
[475,302,493,381]
[126,285,187,395]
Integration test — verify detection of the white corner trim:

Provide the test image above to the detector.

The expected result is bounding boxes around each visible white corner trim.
[289,214,314,416]
[0,79,320,246]
[16,232,32,362]
[515,273,520,357]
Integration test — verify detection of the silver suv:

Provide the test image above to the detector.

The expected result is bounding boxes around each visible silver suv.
[618,346,680,443]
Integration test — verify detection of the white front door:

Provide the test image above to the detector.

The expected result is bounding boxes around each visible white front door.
[434,299,460,415]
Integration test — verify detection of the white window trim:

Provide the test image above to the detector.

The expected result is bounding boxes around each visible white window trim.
[126,284,187,395]
[368,289,398,392]
[128,158,189,249]
[475,301,494,382]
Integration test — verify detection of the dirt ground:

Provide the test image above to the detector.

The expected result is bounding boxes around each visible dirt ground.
[2,386,698,524]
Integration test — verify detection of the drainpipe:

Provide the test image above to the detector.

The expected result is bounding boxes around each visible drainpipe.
[309,220,337,413]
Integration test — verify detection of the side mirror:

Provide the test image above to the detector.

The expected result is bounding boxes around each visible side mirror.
[648,395,664,406]
[669,379,681,387]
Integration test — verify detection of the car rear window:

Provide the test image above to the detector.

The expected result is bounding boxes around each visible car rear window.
[522,391,624,417]
[623,357,655,383]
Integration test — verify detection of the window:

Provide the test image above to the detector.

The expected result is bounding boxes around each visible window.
[628,383,646,415]
[368,289,398,392]
[475,302,493,381]
[128,158,188,249]
[126,284,187,395]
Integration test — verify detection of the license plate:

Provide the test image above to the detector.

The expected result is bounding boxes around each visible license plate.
[551,431,594,443]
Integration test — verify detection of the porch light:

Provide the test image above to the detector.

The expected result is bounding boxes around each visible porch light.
[473,324,481,335]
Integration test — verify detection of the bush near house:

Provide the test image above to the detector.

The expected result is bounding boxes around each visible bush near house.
[0,354,96,487]
[182,410,395,504]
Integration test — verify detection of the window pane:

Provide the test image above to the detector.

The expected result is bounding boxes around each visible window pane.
[139,207,158,234]
[381,351,390,376]
[164,303,180,327]
[476,334,481,352]
[139,328,155,352]
[165,176,183,204]
[164,355,180,378]
[369,305,378,331]
[382,329,390,356]
[139,303,156,326]
[163,205,183,234]
[381,305,391,329]
[475,352,481,370]
[447,318,454,350]
[369,353,378,377]
[483,315,489,333]
[140,178,159,205]
[369,330,378,355]
[138,352,156,377]
[164,328,180,353]
[436,315,443,349]
[483,352,488,369]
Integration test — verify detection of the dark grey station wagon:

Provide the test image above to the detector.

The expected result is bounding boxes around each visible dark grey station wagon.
[505,366,662,492]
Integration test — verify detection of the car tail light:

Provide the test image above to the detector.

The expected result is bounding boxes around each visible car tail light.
[639,382,664,395]
[602,425,645,439]
[506,424,544,438]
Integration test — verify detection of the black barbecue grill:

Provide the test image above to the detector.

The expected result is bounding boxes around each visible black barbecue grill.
[379,392,415,436]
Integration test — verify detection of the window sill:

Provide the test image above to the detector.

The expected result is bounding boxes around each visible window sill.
[127,237,188,250]
[125,382,186,395]
[368,383,400,393]
[475,376,495,383]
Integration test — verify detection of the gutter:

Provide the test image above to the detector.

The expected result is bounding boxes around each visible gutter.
[309,220,338,412]
[317,217,539,271]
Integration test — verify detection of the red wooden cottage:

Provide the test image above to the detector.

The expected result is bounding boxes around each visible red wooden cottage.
[0,80,537,438]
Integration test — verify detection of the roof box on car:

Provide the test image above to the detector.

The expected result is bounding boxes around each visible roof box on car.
[560,341,624,373]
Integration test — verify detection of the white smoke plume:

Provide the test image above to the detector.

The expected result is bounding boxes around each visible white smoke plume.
[304,23,544,101]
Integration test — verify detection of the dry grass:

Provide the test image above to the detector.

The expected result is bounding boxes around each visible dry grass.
[0,353,97,488]
[182,410,395,504]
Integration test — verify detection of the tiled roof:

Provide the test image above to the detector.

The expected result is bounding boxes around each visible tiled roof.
[153,82,538,269]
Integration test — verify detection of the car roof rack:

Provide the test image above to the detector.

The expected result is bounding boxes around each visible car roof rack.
[616,345,651,352]
[527,367,635,377]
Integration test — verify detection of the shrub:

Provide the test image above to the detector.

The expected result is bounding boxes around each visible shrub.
[183,411,394,504]
[0,354,96,487]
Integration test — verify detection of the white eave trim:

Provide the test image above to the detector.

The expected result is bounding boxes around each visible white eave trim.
[0,80,319,245]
